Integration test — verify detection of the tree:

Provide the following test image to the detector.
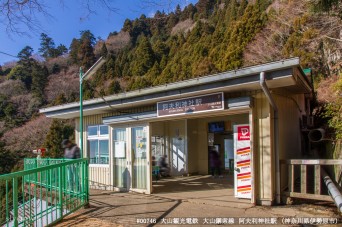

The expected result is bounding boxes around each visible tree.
[79,38,96,69]
[69,38,81,64]
[131,35,155,76]
[44,119,74,158]
[55,44,68,56]
[7,65,32,88]
[69,30,97,69]
[0,141,16,175]
[39,33,56,59]
[39,33,68,59]
[100,43,108,57]
[31,64,48,102]
[107,80,121,94]
[311,0,341,18]
[18,46,34,64]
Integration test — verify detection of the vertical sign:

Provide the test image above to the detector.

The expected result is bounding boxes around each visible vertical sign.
[234,124,252,199]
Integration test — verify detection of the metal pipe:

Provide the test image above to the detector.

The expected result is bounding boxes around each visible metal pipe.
[260,72,281,204]
[322,168,342,213]
[308,128,326,142]
[79,67,84,158]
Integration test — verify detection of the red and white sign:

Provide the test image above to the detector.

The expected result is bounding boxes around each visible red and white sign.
[33,148,47,156]
[234,124,252,199]
[238,126,250,140]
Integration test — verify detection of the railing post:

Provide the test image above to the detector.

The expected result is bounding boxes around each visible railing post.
[288,164,294,192]
[84,159,90,208]
[315,165,321,195]
[58,166,63,219]
[13,177,18,227]
[301,165,307,194]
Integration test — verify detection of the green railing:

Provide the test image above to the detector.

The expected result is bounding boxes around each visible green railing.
[0,158,89,227]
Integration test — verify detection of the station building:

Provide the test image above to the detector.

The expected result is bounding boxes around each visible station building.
[40,58,313,205]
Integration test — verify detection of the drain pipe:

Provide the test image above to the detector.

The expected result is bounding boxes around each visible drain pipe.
[322,168,342,213]
[260,72,281,204]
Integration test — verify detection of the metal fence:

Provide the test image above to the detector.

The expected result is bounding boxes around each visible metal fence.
[0,158,89,227]
[281,159,342,202]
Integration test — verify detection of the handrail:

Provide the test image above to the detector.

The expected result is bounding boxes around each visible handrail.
[281,159,341,203]
[281,159,342,165]
[0,158,89,227]
[0,159,86,180]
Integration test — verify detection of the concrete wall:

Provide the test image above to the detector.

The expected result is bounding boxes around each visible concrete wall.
[273,91,306,191]
[187,119,199,174]
[252,91,306,205]
[253,92,273,205]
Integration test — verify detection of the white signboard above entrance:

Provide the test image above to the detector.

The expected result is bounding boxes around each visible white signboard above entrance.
[157,92,224,117]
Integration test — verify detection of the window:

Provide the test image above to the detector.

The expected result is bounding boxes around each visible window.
[100,125,109,135]
[87,125,109,164]
[88,126,98,136]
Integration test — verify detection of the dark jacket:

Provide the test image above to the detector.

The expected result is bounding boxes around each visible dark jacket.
[64,144,81,159]
[209,150,220,167]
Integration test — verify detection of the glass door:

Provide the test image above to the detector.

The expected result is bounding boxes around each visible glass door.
[113,128,128,190]
[131,126,150,192]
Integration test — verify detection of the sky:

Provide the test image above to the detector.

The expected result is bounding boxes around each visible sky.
[0,0,197,65]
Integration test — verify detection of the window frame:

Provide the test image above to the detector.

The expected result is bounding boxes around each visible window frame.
[87,125,109,166]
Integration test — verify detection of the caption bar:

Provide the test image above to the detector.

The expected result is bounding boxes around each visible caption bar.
[136,217,340,225]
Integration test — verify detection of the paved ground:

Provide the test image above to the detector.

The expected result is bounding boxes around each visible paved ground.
[56,175,341,227]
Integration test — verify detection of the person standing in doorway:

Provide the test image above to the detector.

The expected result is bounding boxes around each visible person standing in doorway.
[209,149,222,178]
[62,139,81,191]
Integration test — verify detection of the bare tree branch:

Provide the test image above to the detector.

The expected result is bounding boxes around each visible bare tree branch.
[324,35,342,42]
[0,0,118,36]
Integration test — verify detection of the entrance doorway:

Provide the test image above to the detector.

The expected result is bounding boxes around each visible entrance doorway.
[150,113,251,202]
[112,125,151,193]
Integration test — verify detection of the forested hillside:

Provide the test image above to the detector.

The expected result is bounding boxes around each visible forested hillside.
[0,0,341,175]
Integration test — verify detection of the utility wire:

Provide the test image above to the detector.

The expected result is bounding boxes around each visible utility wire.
[85,78,139,120]
[0,51,18,58]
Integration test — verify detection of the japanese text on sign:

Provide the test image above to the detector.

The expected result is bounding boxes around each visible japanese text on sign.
[157,93,224,117]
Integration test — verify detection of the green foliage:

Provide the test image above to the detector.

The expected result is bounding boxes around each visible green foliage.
[39,33,56,59]
[0,94,26,128]
[31,64,48,102]
[282,16,318,68]
[17,46,33,63]
[310,0,342,18]
[69,38,81,64]
[131,35,155,77]
[324,75,342,139]
[106,80,121,95]
[43,119,74,158]
[0,140,16,175]
[100,43,108,57]
[69,30,96,69]
[100,0,270,90]
[7,64,32,88]
[39,33,68,59]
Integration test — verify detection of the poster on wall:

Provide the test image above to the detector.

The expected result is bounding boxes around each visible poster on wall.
[234,124,252,199]
[114,141,126,158]
[135,137,146,158]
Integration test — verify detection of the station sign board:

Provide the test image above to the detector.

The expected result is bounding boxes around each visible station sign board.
[157,92,224,117]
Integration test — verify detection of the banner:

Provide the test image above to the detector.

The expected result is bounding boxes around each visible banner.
[234,124,252,199]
